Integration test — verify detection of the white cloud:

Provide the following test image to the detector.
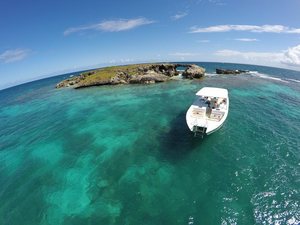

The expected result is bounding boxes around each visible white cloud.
[281,45,300,67]
[214,49,284,66]
[171,12,188,20]
[214,45,300,67]
[64,18,155,35]
[214,45,300,68]
[0,49,30,63]
[190,24,300,33]
[234,38,259,42]
[215,49,240,57]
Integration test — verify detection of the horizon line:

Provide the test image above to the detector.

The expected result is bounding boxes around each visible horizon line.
[1,60,299,91]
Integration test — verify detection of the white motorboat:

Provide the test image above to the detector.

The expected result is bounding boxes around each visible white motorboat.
[186,87,229,137]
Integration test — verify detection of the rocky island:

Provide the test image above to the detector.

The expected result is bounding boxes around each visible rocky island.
[56,63,205,89]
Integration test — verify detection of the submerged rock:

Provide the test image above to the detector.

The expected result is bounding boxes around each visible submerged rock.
[216,68,248,74]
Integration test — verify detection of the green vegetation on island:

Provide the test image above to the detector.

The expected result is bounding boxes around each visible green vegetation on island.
[56,63,206,89]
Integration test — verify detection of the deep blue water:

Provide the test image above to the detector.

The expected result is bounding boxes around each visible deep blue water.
[0,62,300,225]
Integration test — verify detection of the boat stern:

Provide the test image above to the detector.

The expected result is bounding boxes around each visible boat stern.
[192,125,207,138]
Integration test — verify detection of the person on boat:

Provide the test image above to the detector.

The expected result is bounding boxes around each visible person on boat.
[205,97,211,108]
[213,100,218,109]
[206,105,212,116]
[213,98,219,109]
[217,97,223,105]
[219,99,226,110]
[211,97,218,109]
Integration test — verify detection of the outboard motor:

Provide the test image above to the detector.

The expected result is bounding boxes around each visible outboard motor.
[192,126,207,138]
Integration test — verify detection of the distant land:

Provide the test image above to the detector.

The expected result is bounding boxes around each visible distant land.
[55,63,206,89]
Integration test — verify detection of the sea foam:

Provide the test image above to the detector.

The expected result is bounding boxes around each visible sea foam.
[248,71,290,83]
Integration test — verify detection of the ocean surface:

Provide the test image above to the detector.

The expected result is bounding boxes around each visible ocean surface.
[0,62,299,225]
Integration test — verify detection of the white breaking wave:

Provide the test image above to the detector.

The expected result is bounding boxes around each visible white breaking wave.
[248,71,289,83]
[205,73,217,76]
[202,70,299,84]
[286,78,300,83]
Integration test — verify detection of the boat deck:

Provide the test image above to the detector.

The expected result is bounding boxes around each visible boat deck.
[191,97,227,122]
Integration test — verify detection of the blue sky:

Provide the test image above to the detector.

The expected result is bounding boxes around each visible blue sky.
[1,0,300,89]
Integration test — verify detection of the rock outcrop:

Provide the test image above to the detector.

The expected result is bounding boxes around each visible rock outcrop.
[182,64,206,79]
[56,63,205,89]
[129,71,170,84]
[216,68,248,75]
[55,72,91,88]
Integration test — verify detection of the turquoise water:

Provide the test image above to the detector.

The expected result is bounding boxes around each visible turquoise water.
[0,63,299,225]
